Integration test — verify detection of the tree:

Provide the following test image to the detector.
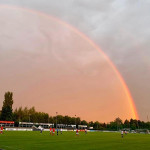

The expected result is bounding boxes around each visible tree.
[109,121,117,130]
[76,117,81,125]
[0,110,1,120]
[81,120,88,125]
[93,121,100,130]
[124,119,130,128]
[114,117,123,130]
[89,121,94,127]
[1,92,13,121]
[130,119,139,129]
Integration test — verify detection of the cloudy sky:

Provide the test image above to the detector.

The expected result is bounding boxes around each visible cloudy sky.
[0,0,150,122]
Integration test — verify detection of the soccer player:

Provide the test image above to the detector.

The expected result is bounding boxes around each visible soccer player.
[40,127,43,134]
[121,130,124,138]
[76,128,79,136]
[60,128,62,134]
[52,128,55,136]
[0,126,3,134]
[85,128,87,134]
[57,128,58,136]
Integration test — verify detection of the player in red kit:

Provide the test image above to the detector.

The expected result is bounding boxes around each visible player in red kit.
[50,128,52,135]
[52,128,55,136]
[1,126,3,134]
[76,129,79,136]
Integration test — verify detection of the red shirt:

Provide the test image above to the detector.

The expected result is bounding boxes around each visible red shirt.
[53,128,55,132]
[1,127,3,130]
[50,128,52,131]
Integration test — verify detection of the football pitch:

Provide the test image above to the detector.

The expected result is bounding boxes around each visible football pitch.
[0,131,150,150]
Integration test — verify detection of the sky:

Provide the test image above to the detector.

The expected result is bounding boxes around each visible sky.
[0,0,150,122]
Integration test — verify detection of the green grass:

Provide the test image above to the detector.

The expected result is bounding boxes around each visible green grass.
[0,131,150,150]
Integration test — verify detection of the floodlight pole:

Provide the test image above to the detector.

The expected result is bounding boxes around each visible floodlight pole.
[56,112,58,129]
[29,114,30,123]
[117,122,118,131]
[19,115,20,127]
[147,115,150,129]
[48,114,49,123]
[75,115,76,129]
[137,120,139,129]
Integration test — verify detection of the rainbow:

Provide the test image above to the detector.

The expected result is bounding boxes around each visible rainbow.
[0,4,139,120]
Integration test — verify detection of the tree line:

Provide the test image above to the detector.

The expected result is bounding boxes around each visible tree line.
[0,92,150,130]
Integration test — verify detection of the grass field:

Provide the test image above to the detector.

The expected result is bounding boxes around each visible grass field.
[0,131,150,150]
